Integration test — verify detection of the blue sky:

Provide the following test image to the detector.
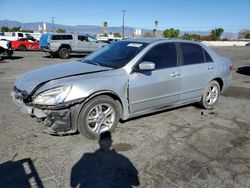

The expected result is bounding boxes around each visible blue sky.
[0,0,249,32]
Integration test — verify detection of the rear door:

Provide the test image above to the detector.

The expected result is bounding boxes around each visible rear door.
[179,42,216,102]
[129,42,182,114]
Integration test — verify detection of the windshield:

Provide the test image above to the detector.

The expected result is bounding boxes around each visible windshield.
[88,36,97,42]
[81,41,148,69]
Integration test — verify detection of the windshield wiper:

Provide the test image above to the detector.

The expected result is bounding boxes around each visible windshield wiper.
[82,60,101,66]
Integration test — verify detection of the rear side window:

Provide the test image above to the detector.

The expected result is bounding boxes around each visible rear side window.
[51,35,73,40]
[141,43,177,69]
[181,43,205,65]
[204,50,213,62]
[18,33,24,37]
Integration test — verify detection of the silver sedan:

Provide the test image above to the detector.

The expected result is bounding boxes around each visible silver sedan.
[12,38,232,139]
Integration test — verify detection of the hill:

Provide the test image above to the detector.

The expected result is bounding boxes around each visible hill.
[0,19,238,39]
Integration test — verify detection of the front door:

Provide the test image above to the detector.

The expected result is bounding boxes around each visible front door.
[129,43,182,115]
[77,35,89,52]
[87,36,100,52]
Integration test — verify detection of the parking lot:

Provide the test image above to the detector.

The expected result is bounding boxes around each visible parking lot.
[0,47,249,187]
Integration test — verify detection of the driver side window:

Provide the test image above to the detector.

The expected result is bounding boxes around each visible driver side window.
[141,43,177,69]
[78,36,88,42]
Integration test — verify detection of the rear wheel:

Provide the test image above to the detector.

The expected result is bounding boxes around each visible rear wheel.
[199,80,220,109]
[18,45,27,51]
[77,95,120,140]
[59,48,70,59]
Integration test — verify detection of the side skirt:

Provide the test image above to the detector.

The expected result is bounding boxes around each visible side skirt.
[128,98,201,119]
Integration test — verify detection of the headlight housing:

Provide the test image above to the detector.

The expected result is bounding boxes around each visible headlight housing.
[33,85,71,105]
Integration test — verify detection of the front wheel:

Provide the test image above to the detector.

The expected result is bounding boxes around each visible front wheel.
[77,95,120,140]
[199,80,220,109]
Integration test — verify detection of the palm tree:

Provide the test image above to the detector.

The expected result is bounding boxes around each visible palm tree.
[154,20,159,36]
[103,21,108,35]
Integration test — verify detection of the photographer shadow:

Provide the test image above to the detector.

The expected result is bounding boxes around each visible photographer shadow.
[70,132,140,188]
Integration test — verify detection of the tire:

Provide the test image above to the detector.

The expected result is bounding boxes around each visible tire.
[199,80,221,109]
[59,48,70,59]
[18,45,27,51]
[77,95,120,140]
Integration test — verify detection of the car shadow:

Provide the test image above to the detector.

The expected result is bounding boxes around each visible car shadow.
[0,158,44,188]
[236,66,250,76]
[70,132,140,188]
[1,56,23,61]
[42,54,88,59]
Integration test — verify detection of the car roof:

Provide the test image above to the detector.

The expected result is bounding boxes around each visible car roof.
[123,38,164,44]
[123,37,201,45]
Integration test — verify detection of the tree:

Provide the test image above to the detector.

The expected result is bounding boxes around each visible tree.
[114,32,121,38]
[102,33,108,37]
[238,30,250,39]
[21,29,33,33]
[154,20,158,30]
[182,33,202,41]
[103,21,108,35]
[245,33,250,39]
[56,28,66,33]
[152,29,156,37]
[143,31,155,37]
[211,28,224,41]
[153,20,159,36]
[0,26,34,33]
[1,26,9,32]
[163,28,180,38]
[11,27,21,32]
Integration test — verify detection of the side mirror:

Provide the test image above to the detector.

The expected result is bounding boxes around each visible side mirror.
[139,61,155,71]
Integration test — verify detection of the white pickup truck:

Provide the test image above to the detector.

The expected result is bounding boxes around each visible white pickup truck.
[0,32,35,41]
[0,40,13,60]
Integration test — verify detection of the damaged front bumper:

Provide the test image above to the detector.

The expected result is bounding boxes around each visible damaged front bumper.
[11,91,78,135]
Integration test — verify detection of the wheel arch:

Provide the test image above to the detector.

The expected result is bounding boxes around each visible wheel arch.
[59,44,71,52]
[212,77,224,91]
[18,44,27,50]
[72,90,124,137]
[82,90,124,116]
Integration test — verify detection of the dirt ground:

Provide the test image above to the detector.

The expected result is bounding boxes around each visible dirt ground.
[0,47,249,188]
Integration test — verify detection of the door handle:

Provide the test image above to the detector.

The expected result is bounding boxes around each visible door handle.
[205,67,214,70]
[170,72,181,77]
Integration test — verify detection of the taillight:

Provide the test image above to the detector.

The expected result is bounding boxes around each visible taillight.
[229,66,234,72]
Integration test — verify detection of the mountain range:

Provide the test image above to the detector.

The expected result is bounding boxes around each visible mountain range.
[0,19,238,39]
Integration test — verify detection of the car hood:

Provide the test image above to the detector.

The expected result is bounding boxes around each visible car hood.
[15,61,112,94]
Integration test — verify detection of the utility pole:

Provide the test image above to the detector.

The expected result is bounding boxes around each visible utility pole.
[122,10,126,38]
[51,17,55,33]
[21,14,23,31]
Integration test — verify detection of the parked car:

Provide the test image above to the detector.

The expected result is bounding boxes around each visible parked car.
[11,38,39,51]
[246,43,250,46]
[0,32,35,41]
[12,38,232,139]
[41,33,108,58]
[0,40,13,59]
